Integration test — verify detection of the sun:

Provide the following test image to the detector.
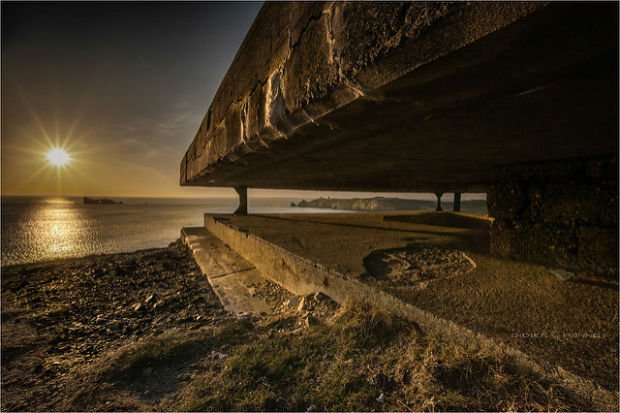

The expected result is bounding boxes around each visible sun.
[46,148,71,167]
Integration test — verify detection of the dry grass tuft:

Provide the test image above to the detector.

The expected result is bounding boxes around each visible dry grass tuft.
[58,302,598,411]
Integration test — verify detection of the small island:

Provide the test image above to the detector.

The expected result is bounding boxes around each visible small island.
[83,197,122,205]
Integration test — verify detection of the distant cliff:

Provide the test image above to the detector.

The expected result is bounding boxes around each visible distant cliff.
[293,197,487,214]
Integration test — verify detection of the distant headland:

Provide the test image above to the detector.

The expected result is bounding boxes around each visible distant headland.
[292,197,487,214]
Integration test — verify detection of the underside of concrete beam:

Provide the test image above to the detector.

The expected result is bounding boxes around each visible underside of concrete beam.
[181,2,617,193]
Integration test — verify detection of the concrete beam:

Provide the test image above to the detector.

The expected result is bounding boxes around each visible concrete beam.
[181,3,617,193]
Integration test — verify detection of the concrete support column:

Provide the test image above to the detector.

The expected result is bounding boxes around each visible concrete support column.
[233,186,248,215]
[488,157,617,277]
[435,192,443,212]
[453,192,462,212]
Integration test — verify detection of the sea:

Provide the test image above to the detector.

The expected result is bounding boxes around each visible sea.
[0,196,332,266]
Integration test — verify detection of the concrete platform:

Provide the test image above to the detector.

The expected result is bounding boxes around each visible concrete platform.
[181,227,272,315]
[203,212,618,394]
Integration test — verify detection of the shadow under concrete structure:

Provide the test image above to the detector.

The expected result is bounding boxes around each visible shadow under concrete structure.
[181,2,618,276]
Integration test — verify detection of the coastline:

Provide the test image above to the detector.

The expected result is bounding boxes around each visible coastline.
[293,197,488,214]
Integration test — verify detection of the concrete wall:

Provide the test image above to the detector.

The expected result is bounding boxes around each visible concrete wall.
[488,157,618,277]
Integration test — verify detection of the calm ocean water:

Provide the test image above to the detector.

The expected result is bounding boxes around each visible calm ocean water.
[1,196,331,266]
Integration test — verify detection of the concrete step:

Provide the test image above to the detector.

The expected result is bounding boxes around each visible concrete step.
[181,227,272,315]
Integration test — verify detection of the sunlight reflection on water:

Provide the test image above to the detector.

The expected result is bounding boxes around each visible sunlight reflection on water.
[1,197,338,266]
[37,206,97,255]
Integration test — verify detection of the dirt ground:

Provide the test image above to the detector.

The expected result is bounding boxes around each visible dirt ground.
[1,241,611,411]
[223,212,619,390]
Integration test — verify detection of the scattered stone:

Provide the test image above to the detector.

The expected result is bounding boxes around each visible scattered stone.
[249,280,294,312]
[145,293,158,304]
[285,296,300,309]
[298,295,315,312]
[306,404,316,412]
[304,315,318,328]
[133,303,143,312]
[210,351,227,360]
[376,393,385,404]
[550,268,575,281]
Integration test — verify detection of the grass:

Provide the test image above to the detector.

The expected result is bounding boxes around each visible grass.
[113,319,255,382]
[73,302,594,411]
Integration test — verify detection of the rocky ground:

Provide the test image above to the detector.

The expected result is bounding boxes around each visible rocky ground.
[1,241,227,411]
[1,242,608,411]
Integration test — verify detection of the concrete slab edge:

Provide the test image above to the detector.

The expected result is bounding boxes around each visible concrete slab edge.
[180,227,272,315]
[203,215,618,410]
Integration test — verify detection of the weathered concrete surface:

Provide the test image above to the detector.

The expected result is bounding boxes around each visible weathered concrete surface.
[203,213,618,404]
[181,2,617,193]
[488,157,618,277]
[181,227,272,315]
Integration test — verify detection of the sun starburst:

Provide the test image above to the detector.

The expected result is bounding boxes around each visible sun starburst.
[46,148,71,167]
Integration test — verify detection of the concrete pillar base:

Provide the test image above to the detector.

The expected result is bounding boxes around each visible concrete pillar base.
[488,157,617,278]
[435,192,443,212]
[453,192,462,212]
[233,186,248,215]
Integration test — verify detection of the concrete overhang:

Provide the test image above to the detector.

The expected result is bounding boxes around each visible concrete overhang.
[180,2,618,193]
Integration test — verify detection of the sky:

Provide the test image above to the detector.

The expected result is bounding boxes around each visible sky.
[1,2,480,202]
[2,2,263,198]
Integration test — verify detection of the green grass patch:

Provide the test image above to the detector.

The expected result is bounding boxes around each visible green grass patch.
[113,319,254,382]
